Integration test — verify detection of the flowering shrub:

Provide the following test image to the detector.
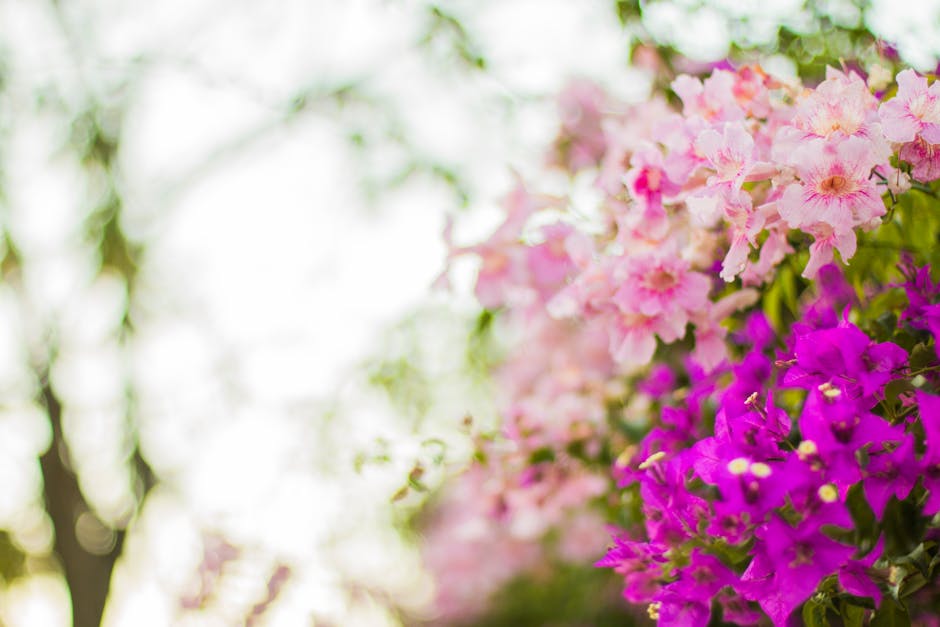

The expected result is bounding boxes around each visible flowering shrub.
[430,63,940,626]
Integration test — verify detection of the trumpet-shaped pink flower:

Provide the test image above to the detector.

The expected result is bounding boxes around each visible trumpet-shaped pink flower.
[778,135,886,233]
[623,144,680,239]
[899,136,940,181]
[879,69,940,144]
[695,122,760,190]
[671,70,745,123]
[801,221,858,279]
[775,68,884,156]
[612,255,711,320]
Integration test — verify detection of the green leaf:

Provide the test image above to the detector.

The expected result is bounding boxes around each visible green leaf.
[845,483,880,556]
[802,596,830,627]
[528,447,555,464]
[870,597,911,627]
[910,342,936,373]
[840,601,866,627]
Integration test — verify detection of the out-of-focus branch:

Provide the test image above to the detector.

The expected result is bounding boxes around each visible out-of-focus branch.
[38,367,124,627]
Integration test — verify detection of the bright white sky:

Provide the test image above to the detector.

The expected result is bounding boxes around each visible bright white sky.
[0,0,937,625]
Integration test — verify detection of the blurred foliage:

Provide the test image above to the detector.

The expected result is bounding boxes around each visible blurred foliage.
[461,562,644,627]
[616,0,894,83]
[0,531,26,582]
[421,5,489,71]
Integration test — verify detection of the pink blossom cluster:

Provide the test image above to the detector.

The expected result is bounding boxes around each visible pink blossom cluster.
[424,65,940,625]
[419,310,621,621]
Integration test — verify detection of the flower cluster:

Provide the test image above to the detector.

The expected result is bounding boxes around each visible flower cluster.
[602,271,940,625]
[426,64,940,625]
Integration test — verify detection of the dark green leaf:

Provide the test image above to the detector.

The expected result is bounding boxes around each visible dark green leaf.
[802,596,830,627]
[845,483,880,556]
[840,600,866,627]
[871,597,911,627]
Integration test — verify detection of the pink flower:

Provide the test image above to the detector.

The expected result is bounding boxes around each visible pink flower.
[796,68,880,139]
[879,69,940,144]
[607,311,680,365]
[601,255,711,365]
[671,70,745,123]
[778,136,886,232]
[695,122,768,190]
[623,143,679,239]
[612,255,711,320]
[900,136,940,181]
[801,222,858,280]
[549,79,609,172]
[655,113,710,185]
[720,190,766,282]
[774,67,888,163]
[525,223,578,301]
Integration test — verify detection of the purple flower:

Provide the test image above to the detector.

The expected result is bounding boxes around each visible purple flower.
[711,457,786,528]
[596,537,667,603]
[862,434,919,518]
[654,550,737,626]
[838,538,884,604]
[741,516,855,626]
[798,386,905,488]
[783,320,907,405]
[639,364,678,399]
[917,391,940,514]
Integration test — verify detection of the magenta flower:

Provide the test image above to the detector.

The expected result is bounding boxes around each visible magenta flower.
[838,538,884,604]
[596,537,668,603]
[741,516,855,626]
[783,319,908,403]
[798,387,906,488]
[654,550,737,627]
[711,457,787,528]
[862,434,919,518]
[917,391,940,515]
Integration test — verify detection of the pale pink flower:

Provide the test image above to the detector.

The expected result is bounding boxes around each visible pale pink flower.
[801,221,858,279]
[777,136,886,232]
[612,255,711,319]
[525,223,577,301]
[607,310,684,365]
[547,256,619,319]
[774,67,889,163]
[655,113,710,185]
[671,70,745,123]
[474,246,529,309]
[720,190,766,282]
[601,254,711,364]
[596,99,674,195]
[623,143,679,240]
[549,79,609,172]
[879,69,940,144]
[900,136,940,181]
[690,289,759,371]
[729,64,776,118]
[741,221,793,286]
[694,122,759,190]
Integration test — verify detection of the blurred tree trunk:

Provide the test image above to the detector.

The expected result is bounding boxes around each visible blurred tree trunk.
[39,376,123,627]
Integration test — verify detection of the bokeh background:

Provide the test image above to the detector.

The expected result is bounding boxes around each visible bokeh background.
[0,0,938,625]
